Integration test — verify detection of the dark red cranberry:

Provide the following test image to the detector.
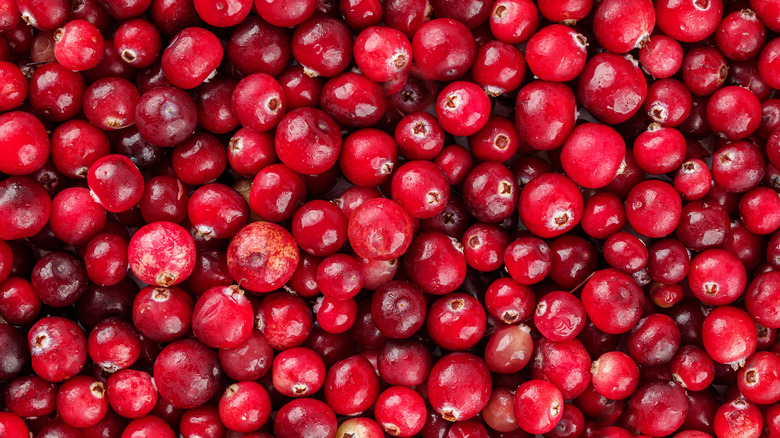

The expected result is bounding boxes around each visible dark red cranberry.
[0,324,29,381]
[154,339,221,409]
[371,280,426,339]
[136,86,198,148]
[273,398,337,438]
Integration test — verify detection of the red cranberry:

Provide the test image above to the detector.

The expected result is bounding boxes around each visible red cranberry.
[227,222,299,293]
[525,24,587,82]
[128,221,196,287]
[626,180,682,238]
[535,291,586,342]
[29,61,86,122]
[0,111,50,176]
[703,306,758,366]
[179,405,225,438]
[562,123,626,189]
[484,323,533,373]
[154,339,221,409]
[348,197,414,261]
[713,399,763,438]
[427,352,492,422]
[435,81,491,137]
[655,0,723,43]
[53,19,105,71]
[192,285,254,349]
[255,291,313,350]
[28,316,87,382]
[395,111,446,161]
[519,172,583,238]
[218,381,271,433]
[490,0,539,44]
[272,347,325,397]
[582,269,644,334]
[576,53,647,125]
[514,380,564,434]
[412,18,475,82]
[273,398,337,438]
[4,375,57,418]
[105,369,156,419]
[324,354,380,416]
[275,107,342,175]
[291,15,352,77]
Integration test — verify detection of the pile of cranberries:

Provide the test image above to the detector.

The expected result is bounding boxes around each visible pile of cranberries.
[3,0,780,437]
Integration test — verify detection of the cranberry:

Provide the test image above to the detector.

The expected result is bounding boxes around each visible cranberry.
[562,123,626,189]
[324,354,380,416]
[53,19,105,71]
[703,306,758,365]
[128,221,196,287]
[519,172,583,238]
[0,111,50,176]
[153,339,221,409]
[348,197,414,261]
[403,231,467,295]
[525,24,587,82]
[135,86,198,148]
[275,107,342,175]
[655,0,723,43]
[427,352,492,422]
[291,15,352,77]
[218,381,271,433]
[29,61,86,122]
[427,293,486,351]
[582,269,644,334]
[273,398,337,438]
[576,53,647,125]
[0,413,30,437]
[412,18,475,82]
[339,129,397,187]
[435,81,490,137]
[0,324,28,381]
[395,111,446,161]
[227,222,299,293]
[713,399,763,438]
[28,316,87,382]
[256,291,313,350]
[514,380,564,434]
